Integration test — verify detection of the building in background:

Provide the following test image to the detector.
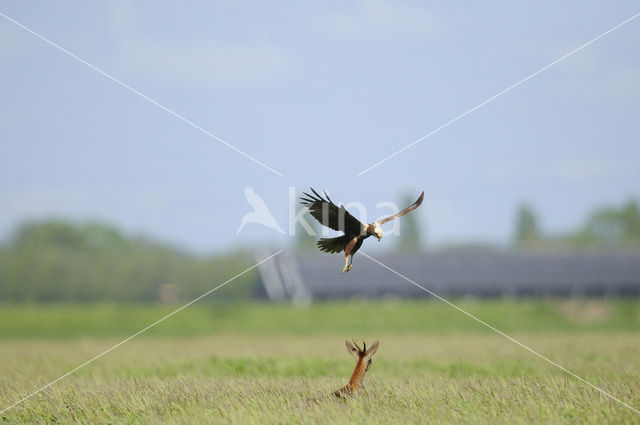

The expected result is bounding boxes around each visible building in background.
[257,251,640,301]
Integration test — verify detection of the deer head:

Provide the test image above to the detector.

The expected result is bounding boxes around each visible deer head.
[334,338,379,398]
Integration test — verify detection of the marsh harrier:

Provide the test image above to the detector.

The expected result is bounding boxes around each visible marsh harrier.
[300,188,424,273]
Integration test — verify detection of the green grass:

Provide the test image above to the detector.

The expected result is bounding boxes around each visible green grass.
[1,299,640,424]
[1,298,639,338]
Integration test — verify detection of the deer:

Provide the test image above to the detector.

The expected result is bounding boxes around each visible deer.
[333,339,379,398]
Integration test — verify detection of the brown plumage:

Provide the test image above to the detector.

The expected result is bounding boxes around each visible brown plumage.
[300,188,424,273]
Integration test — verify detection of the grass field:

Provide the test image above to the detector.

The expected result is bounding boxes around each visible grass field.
[1,299,640,424]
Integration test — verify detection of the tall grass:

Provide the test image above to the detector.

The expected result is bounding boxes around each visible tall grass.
[1,299,639,423]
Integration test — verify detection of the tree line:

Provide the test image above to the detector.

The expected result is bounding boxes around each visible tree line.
[514,199,640,248]
[1,198,637,303]
[0,221,255,303]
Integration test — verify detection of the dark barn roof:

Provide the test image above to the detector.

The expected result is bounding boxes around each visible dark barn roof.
[256,250,640,300]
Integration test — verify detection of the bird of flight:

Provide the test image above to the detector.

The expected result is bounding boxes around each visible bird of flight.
[300,188,424,273]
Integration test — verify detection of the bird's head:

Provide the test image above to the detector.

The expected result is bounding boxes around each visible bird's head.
[373,225,383,241]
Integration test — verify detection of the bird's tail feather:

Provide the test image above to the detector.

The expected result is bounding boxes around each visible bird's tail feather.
[317,235,351,254]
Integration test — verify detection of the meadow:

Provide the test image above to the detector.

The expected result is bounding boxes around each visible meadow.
[1,298,639,424]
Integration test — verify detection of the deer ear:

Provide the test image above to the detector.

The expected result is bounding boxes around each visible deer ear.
[365,340,379,357]
[345,340,358,358]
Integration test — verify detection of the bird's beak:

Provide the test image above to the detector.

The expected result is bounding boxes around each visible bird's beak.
[377,236,381,241]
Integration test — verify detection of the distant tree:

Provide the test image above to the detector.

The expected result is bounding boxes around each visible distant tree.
[0,219,256,302]
[574,199,640,246]
[621,200,640,241]
[575,209,622,245]
[395,193,424,252]
[514,204,540,246]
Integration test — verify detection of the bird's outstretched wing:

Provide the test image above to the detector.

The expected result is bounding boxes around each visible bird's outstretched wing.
[300,188,365,235]
[377,191,424,225]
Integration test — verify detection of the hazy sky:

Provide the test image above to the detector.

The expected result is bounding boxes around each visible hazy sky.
[1,1,639,252]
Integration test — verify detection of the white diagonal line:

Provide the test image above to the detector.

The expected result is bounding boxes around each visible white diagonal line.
[0,11,283,177]
[359,251,640,416]
[0,250,282,415]
[357,11,640,176]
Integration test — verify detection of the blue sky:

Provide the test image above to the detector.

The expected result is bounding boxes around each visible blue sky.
[1,1,639,252]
